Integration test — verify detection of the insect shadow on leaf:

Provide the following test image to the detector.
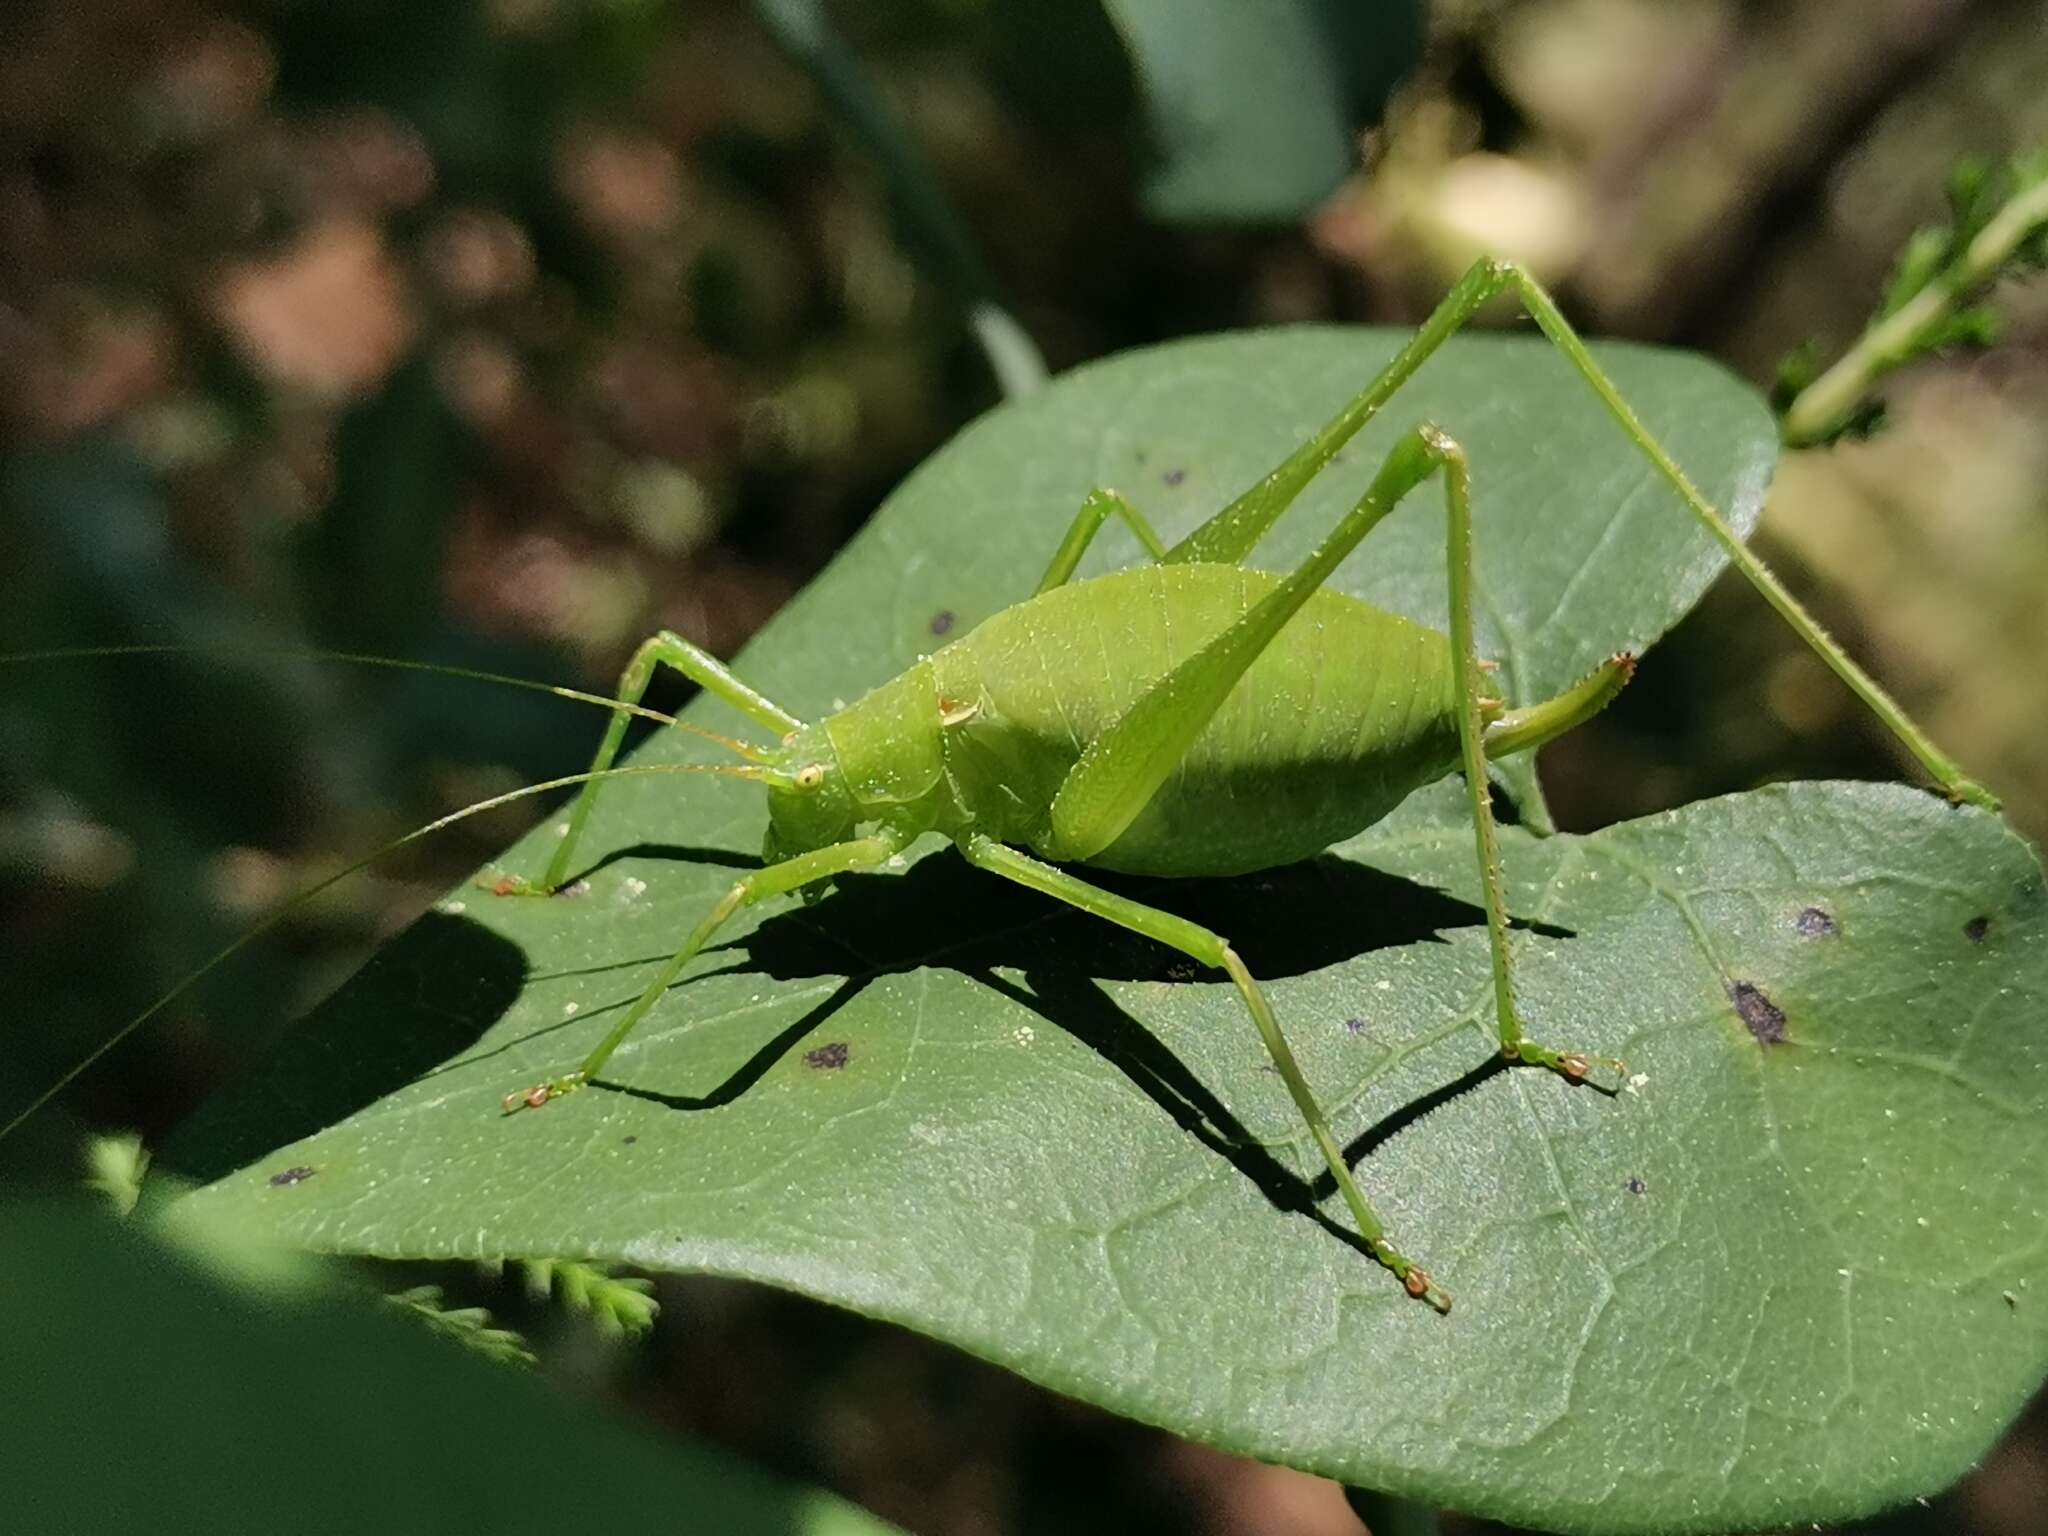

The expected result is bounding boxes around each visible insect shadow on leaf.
[555,840,1558,1244]
[156,911,527,1188]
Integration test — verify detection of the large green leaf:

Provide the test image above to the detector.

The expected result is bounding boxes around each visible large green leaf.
[4,1200,903,1536]
[1104,0,1424,222]
[161,331,2046,1532]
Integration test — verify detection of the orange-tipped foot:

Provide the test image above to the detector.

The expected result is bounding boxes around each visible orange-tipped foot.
[1403,1267,1453,1314]
[1947,776,2002,813]
[483,872,553,898]
[1506,1039,1628,1094]
[500,1071,588,1114]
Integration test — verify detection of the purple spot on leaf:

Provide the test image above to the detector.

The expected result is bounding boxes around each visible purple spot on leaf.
[1794,906,1835,938]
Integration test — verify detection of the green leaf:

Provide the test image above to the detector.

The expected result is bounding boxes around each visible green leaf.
[3,1200,904,1536]
[160,331,2045,1532]
[1104,0,1423,222]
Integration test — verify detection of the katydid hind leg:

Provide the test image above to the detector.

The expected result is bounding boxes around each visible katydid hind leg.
[506,830,903,1111]
[957,833,1452,1312]
[1433,428,1627,1091]
[500,631,804,897]
[1048,428,1452,864]
[1032,488,1169,594]
[1174,253,1990,807]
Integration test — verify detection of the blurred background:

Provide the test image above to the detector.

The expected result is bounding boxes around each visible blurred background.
[2,1,2044,1532]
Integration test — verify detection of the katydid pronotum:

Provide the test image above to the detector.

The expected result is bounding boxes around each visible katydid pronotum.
[5,258,1996,1314]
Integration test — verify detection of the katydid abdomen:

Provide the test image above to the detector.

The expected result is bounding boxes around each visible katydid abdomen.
[907,564,1464,877]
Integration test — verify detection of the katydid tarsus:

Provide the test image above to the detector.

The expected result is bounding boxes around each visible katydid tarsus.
[6,257,1997,1313]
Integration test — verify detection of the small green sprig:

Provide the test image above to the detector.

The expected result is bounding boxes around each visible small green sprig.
[385,1285,537,1368]
[83,1132,151,1218]
[518,1258,660,1341]
[1777,150,2048,448]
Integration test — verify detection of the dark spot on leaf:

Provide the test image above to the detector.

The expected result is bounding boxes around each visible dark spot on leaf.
[929,609,955,637]
[804,1041,850,1071]
[622,1135,637,1145]
[1343,1017,1367,1036]
[1964,915,1991,944]
[1625,1177,1648,1196]
[267,1166,317,1188]
[1730,981,1787,1046]
[1794,906,1835,938]
[1162,467,1185,487]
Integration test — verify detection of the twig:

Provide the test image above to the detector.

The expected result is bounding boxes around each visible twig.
[752,0,1048,399]
[1782,163,2048,446]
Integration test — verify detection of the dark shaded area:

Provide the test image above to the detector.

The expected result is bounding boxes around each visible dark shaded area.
[156,911,524,1188]
[736,844,1554,988]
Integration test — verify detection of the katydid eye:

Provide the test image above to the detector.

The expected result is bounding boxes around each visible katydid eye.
[795,764,825,791]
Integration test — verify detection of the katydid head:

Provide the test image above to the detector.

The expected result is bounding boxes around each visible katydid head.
[761,723,857,864]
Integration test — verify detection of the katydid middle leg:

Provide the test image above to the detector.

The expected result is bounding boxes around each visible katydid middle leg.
[1033,488,1169,594]
[958,832,1454,1312]
[1161,256,1994,811]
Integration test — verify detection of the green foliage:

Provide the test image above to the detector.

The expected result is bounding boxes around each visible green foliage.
[145,330,2048,1530]
[385,1284,537,1368]
[3,1200,906,1535]
[1778,148,2048,446]
[517,1257,661,1339]
[82,1132,150,1218]
[1103,0,1423,222]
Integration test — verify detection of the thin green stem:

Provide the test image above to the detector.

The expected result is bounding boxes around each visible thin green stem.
[752,0,1046,399]
[1782,173,2048,446]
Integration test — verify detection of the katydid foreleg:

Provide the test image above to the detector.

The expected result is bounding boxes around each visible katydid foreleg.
[507,828,907,1111]
[512,631,799,898]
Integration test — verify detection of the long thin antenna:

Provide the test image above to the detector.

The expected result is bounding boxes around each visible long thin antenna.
[0,643,776,764]
[0,760,760,1143]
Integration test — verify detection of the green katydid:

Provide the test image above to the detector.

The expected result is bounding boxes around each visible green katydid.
[0,256,1998,1313]
[428,256,1994,1316]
